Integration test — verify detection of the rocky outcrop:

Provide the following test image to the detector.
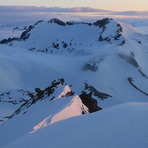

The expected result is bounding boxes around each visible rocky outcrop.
[79,92,102,113]
[20,25,35,40]
[0,89,34,105]
[95,18,125,45]
[93,18,111,28]
[1,78,106,123]
[83,82,112,100]
[0,37,19,44]
[5,78,65,119]
[84,62,98,71]
[49,18,66,26]
[79,82,112,113]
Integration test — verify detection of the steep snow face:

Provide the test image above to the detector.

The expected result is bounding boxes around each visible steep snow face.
[33,95,88,132]
[3,102,148,148]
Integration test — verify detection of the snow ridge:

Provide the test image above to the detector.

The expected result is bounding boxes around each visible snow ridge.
[33,95,88,132]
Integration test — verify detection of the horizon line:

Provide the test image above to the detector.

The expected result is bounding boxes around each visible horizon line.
[0,5,148,12]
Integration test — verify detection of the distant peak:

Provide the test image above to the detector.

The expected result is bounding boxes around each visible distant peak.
[48,18,66,26]
[93,18,113,28]
[34,20,44,25]
[48,17,115,27]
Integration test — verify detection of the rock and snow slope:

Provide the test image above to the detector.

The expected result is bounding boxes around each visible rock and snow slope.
[0,18,148,147]
[0,18,125,53]
[0,81,90,147]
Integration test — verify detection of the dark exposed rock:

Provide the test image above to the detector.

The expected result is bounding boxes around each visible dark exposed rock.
[84,62,98,71]
[49,18,66,26]
[50,97,55,101]
[84,82,112,100]
[13,27,19,30]
[99,35,104,41]
[66,22,75,25]
[66,21,92,26]
[104,37,111,42]
[0,90,33,105]
[52,42,59,49]
[35,88,42,93]
[0,93,4,96]
[0,20,42,44]
[128,77,148,96]
[81,22,92,26]
[0,37,19,44]
[20,25,35,40]
[117,24,123,33]
[35,88,44,98]
[45,48,48,52]
[24,26,27,30]
[6,92,10,95]
[120,40,125,46]
[34,20,44,25]
[93,18,111,28]
[29,48,36,51]
[114,34,122,40]
[114,24,123,41]
[138,69,148,79]
[63,42,68,48]
[65,91,75,97]
[79,92,102,113]
[4,78,65,120]
[60,78,64,85]
[120,52,139,68]
[96,19,124,45]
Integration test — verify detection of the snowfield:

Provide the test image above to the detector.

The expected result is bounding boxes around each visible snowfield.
[0,18,148,148]
[3,102,148,148]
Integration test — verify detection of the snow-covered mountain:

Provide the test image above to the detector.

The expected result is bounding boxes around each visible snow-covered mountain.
[0,18,125,51]
[0,18,148,148]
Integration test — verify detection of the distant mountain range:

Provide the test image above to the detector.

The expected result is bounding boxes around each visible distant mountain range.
[0,5,147,14]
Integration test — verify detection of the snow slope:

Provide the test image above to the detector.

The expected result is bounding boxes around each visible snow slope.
[3,102,148,148]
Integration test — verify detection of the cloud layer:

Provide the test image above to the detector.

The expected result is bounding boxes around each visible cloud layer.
[0,6,147,26]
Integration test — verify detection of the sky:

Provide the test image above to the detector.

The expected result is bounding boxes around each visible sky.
[0,0,147,11]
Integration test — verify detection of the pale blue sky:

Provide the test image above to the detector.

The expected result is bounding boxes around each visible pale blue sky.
[0,0,147,11]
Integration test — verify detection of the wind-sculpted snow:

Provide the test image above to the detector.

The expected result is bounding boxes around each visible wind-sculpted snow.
[3,102,148,148]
